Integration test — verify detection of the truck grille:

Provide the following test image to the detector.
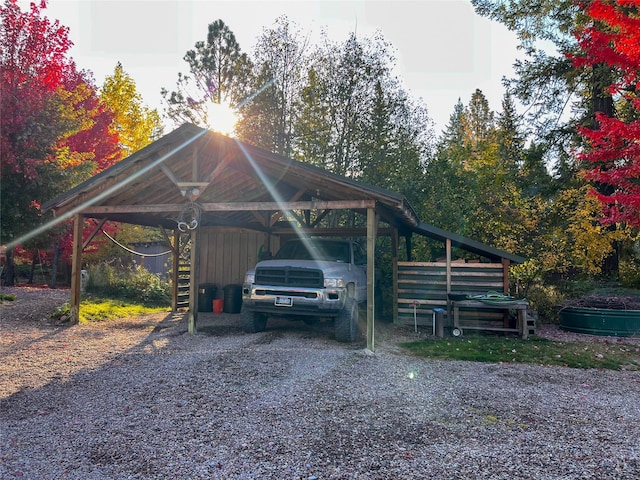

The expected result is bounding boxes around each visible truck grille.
[255,267,324,288]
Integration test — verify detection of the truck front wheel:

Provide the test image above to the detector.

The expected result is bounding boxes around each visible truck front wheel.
[242,305,268,333]
[335,297,358,342]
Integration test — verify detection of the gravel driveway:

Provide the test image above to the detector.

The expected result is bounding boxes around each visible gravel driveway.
[1,287,639,479]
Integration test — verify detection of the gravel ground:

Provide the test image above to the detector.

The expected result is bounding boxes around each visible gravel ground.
[1,287,640,479]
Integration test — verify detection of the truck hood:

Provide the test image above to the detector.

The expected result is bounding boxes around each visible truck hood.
[252,259,353,277]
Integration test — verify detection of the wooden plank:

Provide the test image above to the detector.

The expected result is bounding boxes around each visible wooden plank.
[399,261,505,270]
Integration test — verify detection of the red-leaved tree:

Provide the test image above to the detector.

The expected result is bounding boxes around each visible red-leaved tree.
[573,0,640,229]
[1,0,120,286]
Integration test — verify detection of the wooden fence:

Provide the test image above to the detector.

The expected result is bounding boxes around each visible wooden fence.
[396,261,508,329]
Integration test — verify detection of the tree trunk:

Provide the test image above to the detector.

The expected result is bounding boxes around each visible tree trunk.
[3,248,16,286]
[49,242,60,289]
[28,252,37,284]
[602,240,620,278]
[592,64,619,277]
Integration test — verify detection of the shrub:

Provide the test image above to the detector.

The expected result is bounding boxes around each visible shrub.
[85,263,170,307]
[525,283,565,324]
[0,292,16,303]
[619,258,640,289]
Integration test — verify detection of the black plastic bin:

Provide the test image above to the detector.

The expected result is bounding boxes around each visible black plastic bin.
[198,283,217,312]
[223,284,242,313]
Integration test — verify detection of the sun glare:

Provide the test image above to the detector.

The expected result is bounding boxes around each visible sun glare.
[207,101,238,136]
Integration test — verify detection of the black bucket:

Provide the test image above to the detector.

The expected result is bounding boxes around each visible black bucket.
[223,284,242,313]
[198,283,217,312]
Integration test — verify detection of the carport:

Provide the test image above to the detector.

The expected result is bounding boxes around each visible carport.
[42,123,524,350]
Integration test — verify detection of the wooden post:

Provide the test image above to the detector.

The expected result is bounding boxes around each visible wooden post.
[69,214,84,324]
[366,208,378,352]
[171,229,180,311]
[502,258,510,294]
[188,226,200,334]
[502,258,511,329]
[446,238,452,328]
[392,227,399,325]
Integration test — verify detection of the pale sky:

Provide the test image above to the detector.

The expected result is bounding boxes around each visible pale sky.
[31,0,523,134]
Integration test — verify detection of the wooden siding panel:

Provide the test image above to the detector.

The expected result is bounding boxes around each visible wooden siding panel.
[198,228,264,290]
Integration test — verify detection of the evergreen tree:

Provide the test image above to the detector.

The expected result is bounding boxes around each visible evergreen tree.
[161,19,252,128]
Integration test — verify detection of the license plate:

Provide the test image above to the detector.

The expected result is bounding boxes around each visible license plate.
[275,296,293,307]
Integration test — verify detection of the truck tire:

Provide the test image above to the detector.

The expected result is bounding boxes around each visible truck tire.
[242,304,267,333]
[335,297,358,342]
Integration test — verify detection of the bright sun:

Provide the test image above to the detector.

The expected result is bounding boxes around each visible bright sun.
[207,101,238,136]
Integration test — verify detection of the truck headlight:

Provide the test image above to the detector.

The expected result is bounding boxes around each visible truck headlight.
[324,278,345,288]
[244,272,255,284]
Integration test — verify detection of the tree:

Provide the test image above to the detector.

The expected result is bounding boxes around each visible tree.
[101,62,163,157]
[296,31,394,177]
[422,99,475,239]
[161,19,252,129]
[236,15,308,156]
[470,0,589,170]
[463,88,495,151]
[573,0,640,229]
[0,0,119,285]
[357,82,431,203]
[472,0,638,276]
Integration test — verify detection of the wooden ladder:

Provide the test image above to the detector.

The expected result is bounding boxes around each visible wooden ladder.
[175,233,191,310]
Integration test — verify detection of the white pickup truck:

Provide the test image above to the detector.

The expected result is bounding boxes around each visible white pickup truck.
[241,238,367,342]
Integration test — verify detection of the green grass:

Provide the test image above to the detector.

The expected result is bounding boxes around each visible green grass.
[401,335,640,371]
[0,292,16,303]
[52,297,169,323]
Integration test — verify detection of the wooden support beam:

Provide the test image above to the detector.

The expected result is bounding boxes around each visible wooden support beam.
[159,226,179,256]
[366,208,378,352]
[83,218,108,250]
[251,210,268,227]
[446,237,452,327]
[160,164,181,186]
[69,214,84,324]
[188,226,200,333]
[502,258,510,294]
[204,152,234,184]
[405,234,413,262]
[392,227,399,325]
[446,238,452,294]
[82,199,377,215]
[191,146,199,181]
[310,209,330,228]
[287,210,306,227]
[269,226,393,237]
[171,229,179,312]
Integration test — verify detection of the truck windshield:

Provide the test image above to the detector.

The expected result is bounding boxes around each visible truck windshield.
[274,240,350,263]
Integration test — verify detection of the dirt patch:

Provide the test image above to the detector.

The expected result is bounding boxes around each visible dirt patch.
[564,293,640,310]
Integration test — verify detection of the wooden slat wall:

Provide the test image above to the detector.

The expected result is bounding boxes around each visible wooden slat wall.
[198,228,277,290]
[397,261,506,328]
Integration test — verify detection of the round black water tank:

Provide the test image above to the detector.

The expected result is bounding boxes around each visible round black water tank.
[223,284,242,313]
[198,283,217,312]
